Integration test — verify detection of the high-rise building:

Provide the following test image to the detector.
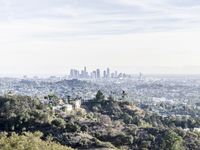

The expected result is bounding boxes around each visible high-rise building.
[103,70,107,78]
[74,70,79,78]
[114,71,118,78]
[107,68,110,78]
[92,71,97,78]
[70,69,74,78]
[139,72,143,81]
[83,66,88,78]
[96,69,100,78]
[81,70,84,78]
[84,66,87,72]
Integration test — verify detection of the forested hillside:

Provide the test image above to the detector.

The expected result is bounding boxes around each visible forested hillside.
[0,92,200,150]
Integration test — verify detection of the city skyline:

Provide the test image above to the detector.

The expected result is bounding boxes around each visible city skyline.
[69,67,123,79]
[2,65,200,77]
[1,0,200,75]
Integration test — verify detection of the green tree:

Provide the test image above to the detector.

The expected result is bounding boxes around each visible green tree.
[108,95,115,101]
[122,90,128,101]
[0,131,73,150]
[51,118,66,129]
[95,90,105,101]
[160,130,184,150]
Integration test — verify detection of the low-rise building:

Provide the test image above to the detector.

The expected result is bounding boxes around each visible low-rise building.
[62,104,73,112]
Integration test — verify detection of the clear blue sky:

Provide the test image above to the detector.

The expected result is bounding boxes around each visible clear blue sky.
[1,0,200,76]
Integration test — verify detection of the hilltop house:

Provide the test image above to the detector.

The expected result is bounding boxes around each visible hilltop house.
[51,98,82,116]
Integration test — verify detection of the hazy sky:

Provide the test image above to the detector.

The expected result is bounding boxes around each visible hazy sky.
[1,0,200,76]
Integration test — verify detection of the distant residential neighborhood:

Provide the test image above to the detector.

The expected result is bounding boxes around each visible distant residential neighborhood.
[1,73,200,119]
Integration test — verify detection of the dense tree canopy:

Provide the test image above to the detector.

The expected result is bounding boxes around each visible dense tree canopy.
[0,93,199,150]
[0,132,73,150]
